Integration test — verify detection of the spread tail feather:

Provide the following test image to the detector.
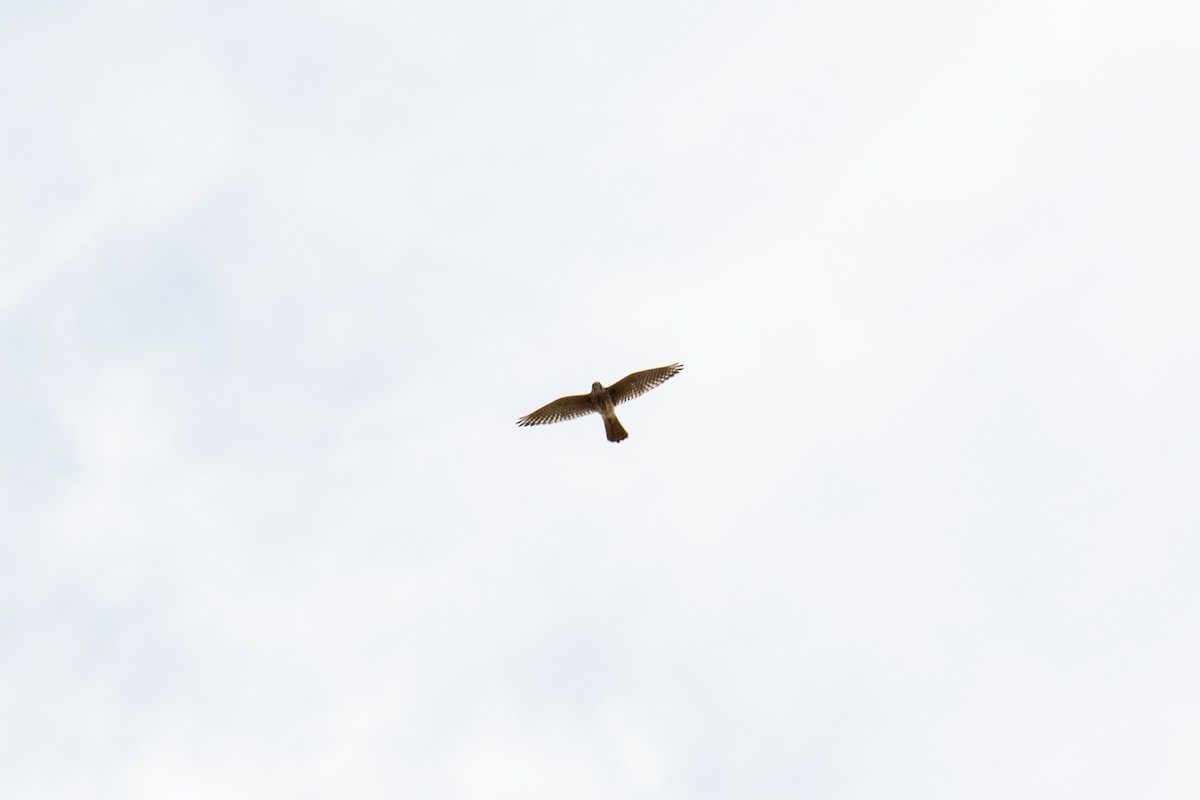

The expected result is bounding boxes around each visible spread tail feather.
[604,413,628,443]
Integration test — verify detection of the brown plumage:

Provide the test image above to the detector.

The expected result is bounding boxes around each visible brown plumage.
[517,363,684,442]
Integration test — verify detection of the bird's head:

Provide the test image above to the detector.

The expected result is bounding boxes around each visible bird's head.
[591,381,604,393]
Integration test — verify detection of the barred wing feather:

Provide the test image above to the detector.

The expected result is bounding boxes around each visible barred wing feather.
[516,394,596,426]
[607,363,684,405]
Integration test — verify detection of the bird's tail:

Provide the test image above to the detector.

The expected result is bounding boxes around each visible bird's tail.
[604,413,629,443]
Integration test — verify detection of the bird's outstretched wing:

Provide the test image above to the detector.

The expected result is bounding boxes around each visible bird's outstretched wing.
[607,363,684,405]
[516,394,596,426]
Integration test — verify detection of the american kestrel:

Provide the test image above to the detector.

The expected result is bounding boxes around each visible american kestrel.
[517,363,684,442]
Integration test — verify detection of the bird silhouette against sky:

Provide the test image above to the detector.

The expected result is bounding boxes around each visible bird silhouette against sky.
[517,363,684,442]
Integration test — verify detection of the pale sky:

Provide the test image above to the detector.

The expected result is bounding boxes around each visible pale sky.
[2,1,1199,798]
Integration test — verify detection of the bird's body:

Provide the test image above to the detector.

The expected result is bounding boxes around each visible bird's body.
[590,381,629,442]
[517,363,684,442]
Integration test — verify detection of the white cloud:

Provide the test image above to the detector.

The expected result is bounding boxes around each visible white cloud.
[2,0,1198,798]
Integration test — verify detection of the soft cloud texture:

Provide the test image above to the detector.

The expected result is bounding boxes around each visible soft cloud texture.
[2,1,1198,798]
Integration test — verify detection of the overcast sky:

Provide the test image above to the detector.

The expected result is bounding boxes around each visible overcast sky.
[3,0,1199,798]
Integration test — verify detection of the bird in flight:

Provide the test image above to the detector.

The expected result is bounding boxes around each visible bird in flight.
[517,363,684,442]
